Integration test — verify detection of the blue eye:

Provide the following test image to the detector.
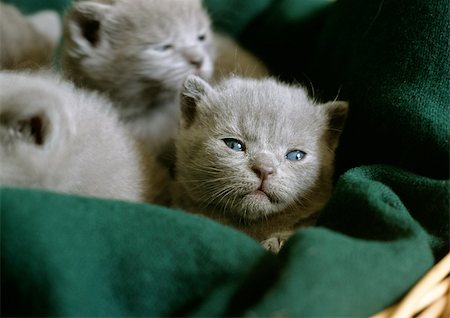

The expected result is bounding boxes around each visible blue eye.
[223,138,245,152]
[286,150,306,161]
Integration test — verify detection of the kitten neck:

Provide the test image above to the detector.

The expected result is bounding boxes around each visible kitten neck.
[113,84,180,121]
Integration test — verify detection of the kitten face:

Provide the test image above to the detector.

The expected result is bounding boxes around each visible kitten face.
[64,0,214,94]
[134,0,214,86]
[177,76,348,221]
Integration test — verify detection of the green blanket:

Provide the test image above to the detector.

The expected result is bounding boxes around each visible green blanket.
[2,0,449,316]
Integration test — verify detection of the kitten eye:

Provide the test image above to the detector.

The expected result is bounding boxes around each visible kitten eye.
[198,34,206,41]
[223,138,245,152]
[285,150,306,161]
[154,44,173,52]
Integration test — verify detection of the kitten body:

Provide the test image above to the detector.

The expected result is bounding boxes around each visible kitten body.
[0,3,61,70]
[173,76,348,251]
[62,0,215,152]
[0,71,148,202]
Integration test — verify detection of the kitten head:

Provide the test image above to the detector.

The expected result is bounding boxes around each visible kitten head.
[63,0,214,98]
[176,76,348,221]
[0,71,143,201]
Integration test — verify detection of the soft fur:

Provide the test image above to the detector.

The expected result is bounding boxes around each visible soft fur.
[173,76,348,252]
[0,71,146,202]
[62,0,215,152]
[0,3,61,70]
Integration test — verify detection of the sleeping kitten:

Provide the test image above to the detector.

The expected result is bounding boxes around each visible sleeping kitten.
[173,76,348,252]
[62,0,214,153]
[62,0,268,153]
[0,3,61,70]
[0,71,152,202]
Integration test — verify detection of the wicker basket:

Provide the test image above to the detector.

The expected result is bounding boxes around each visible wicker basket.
[372,253,450,318]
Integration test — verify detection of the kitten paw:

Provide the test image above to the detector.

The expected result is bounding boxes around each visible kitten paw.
[261,237,285,253]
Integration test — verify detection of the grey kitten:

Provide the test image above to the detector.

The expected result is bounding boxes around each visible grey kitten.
[0,71,151,202]
[62,0,215,152]
[173,76,348,252]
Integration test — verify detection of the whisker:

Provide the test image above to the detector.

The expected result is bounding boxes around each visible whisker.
[332,86,343,103]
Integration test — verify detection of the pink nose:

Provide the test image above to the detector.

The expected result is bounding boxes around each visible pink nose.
[189,57,203,68]
[252,165,274,181]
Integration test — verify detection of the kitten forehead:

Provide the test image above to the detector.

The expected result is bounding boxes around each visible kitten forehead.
[206,78,325,143]
[109,0,209,35]
[218,78,308,108]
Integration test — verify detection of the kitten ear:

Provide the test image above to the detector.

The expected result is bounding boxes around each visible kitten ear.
[65,1,112,50]
[180,75,213,127]
[0,111,50,147]
[28,10,62,48]
[322,101,349,149]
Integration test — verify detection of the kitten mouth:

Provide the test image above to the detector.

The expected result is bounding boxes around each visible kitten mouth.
[248,189,280,204]
[193,68,204,77]
[251,189,268,198]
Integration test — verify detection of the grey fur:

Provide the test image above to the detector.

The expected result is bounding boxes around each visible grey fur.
[0,71,145,202]
[62,0,214,152]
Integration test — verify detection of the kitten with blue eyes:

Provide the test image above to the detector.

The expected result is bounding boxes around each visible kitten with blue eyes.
[173,75,348,252]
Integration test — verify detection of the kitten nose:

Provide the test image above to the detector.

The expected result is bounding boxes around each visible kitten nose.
[252,165,274,180]
[189,57,203,68]
[183,48,204,68]
[251,153,277,181]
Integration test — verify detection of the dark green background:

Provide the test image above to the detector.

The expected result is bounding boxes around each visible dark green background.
[2,0,449,316]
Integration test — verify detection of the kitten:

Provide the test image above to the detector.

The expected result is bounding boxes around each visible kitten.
[0,71,152,202]
[173,76,348,252]
[0,3,61,70]
[62,0,268,153]
[62,0,215,153]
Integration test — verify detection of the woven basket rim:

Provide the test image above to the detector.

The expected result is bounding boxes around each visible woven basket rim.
[372,253,450,318]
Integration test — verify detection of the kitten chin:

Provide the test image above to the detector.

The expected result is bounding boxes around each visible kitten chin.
[173,75,348,251]
[0,70,155,203]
